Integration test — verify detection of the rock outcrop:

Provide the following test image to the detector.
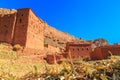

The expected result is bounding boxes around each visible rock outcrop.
[87,38,109,50]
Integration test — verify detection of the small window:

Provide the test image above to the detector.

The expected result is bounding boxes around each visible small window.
[73,48,74,51]
[21,14,23,16]
[78,48,79,51]
[86,48,89,50]
[20,19,22,23]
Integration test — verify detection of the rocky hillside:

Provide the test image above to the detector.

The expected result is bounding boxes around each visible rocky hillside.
[44,24,85,48]
[87,38,109,49]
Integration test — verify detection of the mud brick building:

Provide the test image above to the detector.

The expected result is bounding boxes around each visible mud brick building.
[0,8,44,50]
[65,42,92,60]
[65,42,120,61]
[91,44,120,60]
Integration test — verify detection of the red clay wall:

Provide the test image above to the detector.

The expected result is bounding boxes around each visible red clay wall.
[0,13,16,43]
[92,45,120,60]
[13,8,29,46]
[91,47,103,60]
[66,43,92,59]
[13,8,44,50]
[26,9,44,50]
[0,8,44,51]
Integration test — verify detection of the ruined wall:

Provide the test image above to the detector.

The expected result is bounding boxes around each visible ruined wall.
[0,13,16,43]
[101,45,120,58]
[92,45,120,60]
[91,47,103,60]
[26,9,44,50]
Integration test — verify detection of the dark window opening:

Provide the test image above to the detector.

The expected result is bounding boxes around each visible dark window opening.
[86,48,89,50]
[4,25,8,28]
[78,48,79,51]
[21,14,23,16]
[73,48,74,51]
[20,19,22,23]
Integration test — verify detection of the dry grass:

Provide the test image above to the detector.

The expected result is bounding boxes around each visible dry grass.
[0,43,120,80]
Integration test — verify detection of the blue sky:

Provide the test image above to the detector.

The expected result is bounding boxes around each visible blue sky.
[0,0,120,44]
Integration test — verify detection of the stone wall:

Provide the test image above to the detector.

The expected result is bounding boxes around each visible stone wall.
[26,9,44,50]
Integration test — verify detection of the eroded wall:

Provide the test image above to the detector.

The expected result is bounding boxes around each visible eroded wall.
[92,45,120,60]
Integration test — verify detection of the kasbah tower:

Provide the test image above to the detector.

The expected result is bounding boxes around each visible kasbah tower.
[0,8,44,51]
